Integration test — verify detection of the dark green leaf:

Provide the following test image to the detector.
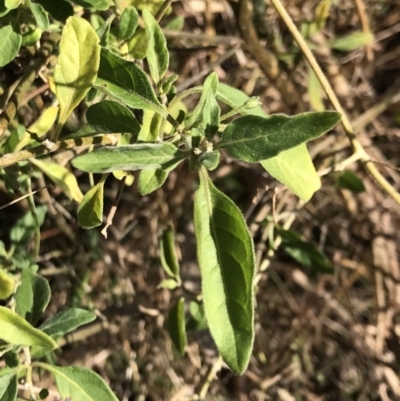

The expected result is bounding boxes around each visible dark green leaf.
[77,179,105,229]
[334,170,365,193]
[160,226,180,279]
[30,3,49,30]
[194,168,255,374]
[34,0,73,22]
[0,306,57,349]
[67,0,109,10]
[113,6,138,41]
[39,364,118,401]
[15,270,50,324]
[0,374,16,401]
[168,298,187,355]
[220,112,341,162]
[40,308,96,337]
[72,143,188,173]
[0,372,16,400]
[86,100,140,136]
[143,9,169,84]
[10,205,47,246]
[95,48,166,116]
[0,26,21,68]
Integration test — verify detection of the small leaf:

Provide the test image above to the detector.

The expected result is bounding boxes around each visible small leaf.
[96,15,114,47]
[168,297,187,355]
[30,3,49,30]
[95,48,166,116]
[0,270,15,300]
[194,168,255,374]
[308,68,324,111]
[165,16,184,31]
[15,270,50,324]
[0,373,17,401]
[313,0,332,33]
[40,308,96,337]
[72,143,188,173]
[158,279,179,290]
[160,226,180,279]
[143,9,169,84]
[77,180,105,229]
[187,72,220,139]
[86,100,140,136]
[261,144,321,201]
[220,112,341,163]
[216,83,266,117]
[39,364,118,401]
[34,0,73,22]
[199,150,220,171]
[113,6,138,41]
[334,170,365,193]
[54,16,100,131]
[186,301,208,331]
[0,26,21,68]
[0,306,57,349]
[330,31,374,51]
[31,159,84,203]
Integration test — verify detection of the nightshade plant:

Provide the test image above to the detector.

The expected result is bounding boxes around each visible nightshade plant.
[0,1,341,399]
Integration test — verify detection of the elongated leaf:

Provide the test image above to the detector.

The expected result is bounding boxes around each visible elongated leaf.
[0,306,57,349]
[95,48,166,116]
[0,270,15,300]
[194,168,255,374]
[330,31,373,51]
[31,159,83,203]
[160,226,180,279]
[186,300,208,331]
[72,143,188,173]
[113,6,138,41]
[40,308,96,337]
[39,364,118,401]
[77,180,105,229]
[216,83,266,117]
[0,372,15,400]
[86,100,140,136]
[30,3,49,30]
[220,112,341,163]
[334,170,365,193]
[0,26,21,68]
[261,144,320,201]
[168,298,187,356]
[54,17,100,131]
[15,270,50,324]
[0,374,17,401]
[143,9,168,84]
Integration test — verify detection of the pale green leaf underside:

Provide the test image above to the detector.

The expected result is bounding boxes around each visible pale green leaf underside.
[54,16,100,128]
[77,181,104,229]
[194,168,254,374]
[261,144,321,201]
[0,306,57,349]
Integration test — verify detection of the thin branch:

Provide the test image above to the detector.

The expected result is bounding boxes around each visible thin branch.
[155,0,174,23]
[269,0,400,207]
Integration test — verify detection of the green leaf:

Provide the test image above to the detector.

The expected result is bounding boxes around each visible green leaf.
[95,48,166,116]
[330,31,374,51]
[158,279,179,290]
[0,270,15,301]
[10,205,47,246]
[15,270,50,324]
[143,9,169,84]
[30,159,84,203]
[96,15,114,47]
[199,150,220,171]
[128,28,147,59]
[220,112,341,163]
[54,16,100,131]
[276,227,333,274]
[216,83,266,117]
[334,170,365,193]
[0,306,57,349]
[168,297,187,355]
[77,180,105,229]
[86,100,140,136]
[68,0,109,10]
[261,144,321,201]
[137,110,162,142]
[30,3,49,30]
[34,0,73,22]
[187,72,220,139]
[165,16,184,31]
[4,0,20,9]
[0,26,21,68]
[194,168,255,374]
[186,301,208,331]
[72,143,188,173]
[0,374,17,401]
[21,27,42,46]
[160,226,180,279]
[308,68,324,111]
[40,308,96,337]
[113,6,138,41]
[39,364,118,401]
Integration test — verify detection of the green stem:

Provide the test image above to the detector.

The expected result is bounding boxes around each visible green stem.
[155,0,173,23]
[26,177,40,258]
[168,86,203,111]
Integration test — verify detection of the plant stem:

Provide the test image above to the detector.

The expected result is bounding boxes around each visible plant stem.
[269,0,400,206]
[27,177,41,258]
[155,0,174,23]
